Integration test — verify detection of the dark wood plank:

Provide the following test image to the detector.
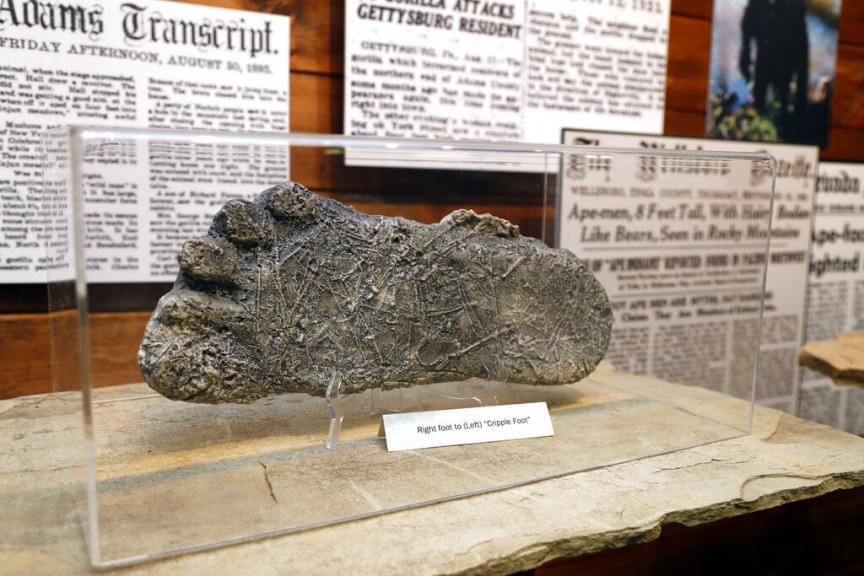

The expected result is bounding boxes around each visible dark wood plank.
[0,309,81,396]
[664,108,705,137]
[290,71,341,134]
[250,0,347,75]
[90,312,150,388]
[832,42,864,129]
[666,15,711,114]
[537,485,864,576]
[0,312,152,398]
[288,0,344,75]
[671,0,712,21]
[840,1,864,48]
[822,126,864,162]
[0,313,54,398]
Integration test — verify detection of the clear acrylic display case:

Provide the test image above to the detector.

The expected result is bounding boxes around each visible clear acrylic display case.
[40,127,775,568]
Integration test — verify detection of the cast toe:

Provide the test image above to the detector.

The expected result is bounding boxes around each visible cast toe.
[179,237,238,283]
[261,181,317,222]
[212,199,273,246]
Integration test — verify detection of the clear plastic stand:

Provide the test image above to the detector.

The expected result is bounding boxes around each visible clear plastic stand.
[325,373,343,450]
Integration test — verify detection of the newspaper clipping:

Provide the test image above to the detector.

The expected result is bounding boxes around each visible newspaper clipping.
[345,0,670,169]
[799,162,864,434]
[0,0,290,284]
[559,130,818,412]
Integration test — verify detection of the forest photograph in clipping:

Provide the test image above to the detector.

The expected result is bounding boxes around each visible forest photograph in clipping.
[706,0,841,146]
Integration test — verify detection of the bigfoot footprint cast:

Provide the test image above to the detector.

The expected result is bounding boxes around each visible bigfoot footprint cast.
[139,182,612,403]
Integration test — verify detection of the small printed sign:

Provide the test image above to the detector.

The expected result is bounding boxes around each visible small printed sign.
[382,402,554,452]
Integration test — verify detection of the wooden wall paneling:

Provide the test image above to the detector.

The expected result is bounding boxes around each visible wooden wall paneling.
[90,312,150,388]
[671,0,713,21]
[821,126,864,162]
[831,42,864,128]
[0,312,150,399]
[47,310,82,393]
[664,109,706,137]
[0,310,80,398]
[287,0,344,74]
[839,1,864,47]
[666,14,712,114]
[1,314,54,398]
[290,72,342,188]
[290,73,341,132]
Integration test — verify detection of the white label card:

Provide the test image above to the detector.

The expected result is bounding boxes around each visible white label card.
[382,402,553,452]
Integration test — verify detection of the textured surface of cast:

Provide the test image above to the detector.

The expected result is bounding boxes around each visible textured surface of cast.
[138,182,613,403]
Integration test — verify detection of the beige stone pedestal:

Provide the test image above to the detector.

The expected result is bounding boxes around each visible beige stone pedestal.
[2,366,863,575]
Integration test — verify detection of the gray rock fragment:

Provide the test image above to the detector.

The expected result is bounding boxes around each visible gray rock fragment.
[138,182,613,403]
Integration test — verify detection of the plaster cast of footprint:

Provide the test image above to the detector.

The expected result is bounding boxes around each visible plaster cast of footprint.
[138,182,613,403]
